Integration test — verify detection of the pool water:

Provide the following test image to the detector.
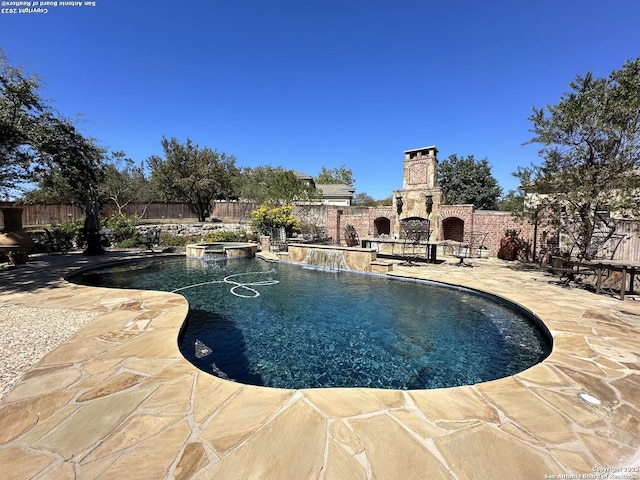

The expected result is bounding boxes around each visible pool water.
[73,257,551,390]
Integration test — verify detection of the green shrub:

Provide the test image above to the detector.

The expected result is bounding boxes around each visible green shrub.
[203,230,247,242]
[48,221,82,253]
[116,235,144,248]
[103,212,140,244]
[244,231,259,242]
[158,233,199,247]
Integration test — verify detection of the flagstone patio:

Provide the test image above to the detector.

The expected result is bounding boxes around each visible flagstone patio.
[0,252,639,479]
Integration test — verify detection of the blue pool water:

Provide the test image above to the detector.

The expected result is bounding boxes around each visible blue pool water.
[72,257,551,390]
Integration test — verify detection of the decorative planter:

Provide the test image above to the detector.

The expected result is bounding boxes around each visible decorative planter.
[0,207,34,264]
[497,232,522,261]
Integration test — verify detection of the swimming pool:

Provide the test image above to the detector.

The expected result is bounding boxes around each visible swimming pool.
[72,256,551,390]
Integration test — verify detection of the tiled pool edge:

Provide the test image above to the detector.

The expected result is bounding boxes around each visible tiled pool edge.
[0,253,639,479]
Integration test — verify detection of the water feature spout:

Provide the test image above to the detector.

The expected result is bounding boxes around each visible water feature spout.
[304,249,347,271]
[204,248,226,260]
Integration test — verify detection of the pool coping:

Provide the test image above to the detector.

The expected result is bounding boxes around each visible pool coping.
[0,251,639,478]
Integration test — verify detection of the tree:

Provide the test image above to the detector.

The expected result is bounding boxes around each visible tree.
[438,154,502,209]
[316,165,355,186]
[377,195,393,206]
[148,137,238,222]
[351,192,392,206]
[266,170,320,206]
[236,166,273,207]
[239,166,320,207]
[352,192,377,206]
[516,58,640,260]
[496,189,525,212]
[100,151,154,217]
[0,50,104,199]
[22,165,102,207]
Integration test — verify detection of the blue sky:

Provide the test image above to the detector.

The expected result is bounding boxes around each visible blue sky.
[2,0,639,199]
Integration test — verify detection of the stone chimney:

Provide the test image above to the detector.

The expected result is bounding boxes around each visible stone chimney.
[393,146,443,240]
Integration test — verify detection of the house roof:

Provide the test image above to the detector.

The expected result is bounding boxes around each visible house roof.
[316,183,355,197]
[291,171,315,182]
[291,170,355,198]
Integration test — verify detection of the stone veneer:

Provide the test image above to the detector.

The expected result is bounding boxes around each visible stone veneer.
[285,243,378,272]
[184,242,258,259]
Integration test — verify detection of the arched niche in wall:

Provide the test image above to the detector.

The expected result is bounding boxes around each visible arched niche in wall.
[373,217,391,236]
[442,217,465,242]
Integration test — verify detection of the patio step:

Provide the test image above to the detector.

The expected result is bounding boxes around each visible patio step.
[371,260,395,274]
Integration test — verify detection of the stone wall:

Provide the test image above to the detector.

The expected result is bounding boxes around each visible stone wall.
[473,211,538,259]
[339,209,375,243]
[135,222,246,238]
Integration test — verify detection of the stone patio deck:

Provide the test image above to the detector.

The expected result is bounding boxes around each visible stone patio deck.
[0,252,639,479]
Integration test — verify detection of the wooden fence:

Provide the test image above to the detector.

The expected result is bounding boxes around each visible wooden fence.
[113,203,198,221]
[608,220,640,262]
[113,202,257,222]
[0,203,85,226]
[0,201,256,227]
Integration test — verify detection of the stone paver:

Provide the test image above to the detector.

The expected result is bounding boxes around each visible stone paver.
[0,252,639,479]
